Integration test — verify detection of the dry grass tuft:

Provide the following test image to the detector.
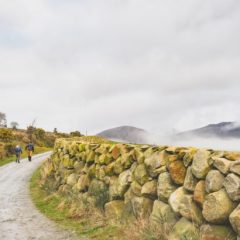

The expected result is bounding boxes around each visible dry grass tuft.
[122,218,173,240]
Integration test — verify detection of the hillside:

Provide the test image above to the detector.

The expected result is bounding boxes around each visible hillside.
[98,126,153,144]
[177,122,240,139]
[0,127,70,165]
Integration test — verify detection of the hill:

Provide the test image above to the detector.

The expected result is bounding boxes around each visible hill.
[98,126,153,144]
[0,127,71,165]
[177,122,240,139]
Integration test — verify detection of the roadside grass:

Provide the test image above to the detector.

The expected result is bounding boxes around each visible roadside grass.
[0,146,52,167]
[29,168,123,240]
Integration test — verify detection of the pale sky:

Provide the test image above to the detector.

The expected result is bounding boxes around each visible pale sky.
[0,0,240,135]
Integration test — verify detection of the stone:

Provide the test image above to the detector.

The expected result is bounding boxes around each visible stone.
[76,174,90,192]
[152,166,167,176]
[105,200,125,219]
[131,197,153,219]
[168,217,200,240]
[192,150,211,179]
[80,152,87,162]
[150,200,178,225]
[130,181,142,197]
[230,160,240,175]
[105,162,114,176]
[168,187,189,215]
[166,146,177,154]
[229,203,240,236]
[212,157,232,174]
[121,152,134,169]
[144,147,155,158]
[224,152,240,161]
[109,177,120,200]
[133,164,149,186]
[178,194,204,225]
[184,167,198,192]
[205,170,225,193]
[73,161,85,171]
[141,180,157,199]
[109,171,131,200]
[95,144,109,154]
[223,173,240,201]
[168,160,187,185]
[111,146,121,159]
[96,166,106,180]
[86,151,95,163]
[118,170,132,193]
[87,164,96,178]
[144,151,167,177]
[202,189,235,223]
[183,149,197,167]
[193,180,206,206]
[167,155,178,163]
[124,187,136,205]
[98,154,112,165]
[81,164,89,174]
[78,143,85,152]
[134,148,145,164]
[200,224,237,240]
[66,173,79,186]
[88,179,109,209]
[113,158,124,175]
[157,172,177,203]
[62,154,74,169]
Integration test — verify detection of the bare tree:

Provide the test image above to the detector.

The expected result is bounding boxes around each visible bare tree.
[0,112,7,128]
[10,121,19,130]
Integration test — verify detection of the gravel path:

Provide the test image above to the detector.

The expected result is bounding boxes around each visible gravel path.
[0,153,76,240]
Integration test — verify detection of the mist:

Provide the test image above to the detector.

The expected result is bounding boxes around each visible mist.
[132,132,240,151]
[111,133,240,151]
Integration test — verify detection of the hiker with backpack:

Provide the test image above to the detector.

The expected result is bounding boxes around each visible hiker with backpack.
[25,142,34,161]
[15,145,22,163]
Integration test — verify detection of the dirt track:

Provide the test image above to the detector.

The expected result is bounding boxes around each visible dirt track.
[0,153,76,240]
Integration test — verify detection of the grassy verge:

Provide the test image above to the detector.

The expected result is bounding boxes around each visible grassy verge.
[30,168,123,240]
[0,146,52,167]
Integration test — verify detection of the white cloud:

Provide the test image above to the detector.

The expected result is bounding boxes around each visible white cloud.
[0,0,240,135]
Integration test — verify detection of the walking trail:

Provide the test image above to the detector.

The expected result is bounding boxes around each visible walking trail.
[0,152,76,240]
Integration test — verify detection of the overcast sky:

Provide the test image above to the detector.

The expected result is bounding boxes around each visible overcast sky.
[0,0,240,135]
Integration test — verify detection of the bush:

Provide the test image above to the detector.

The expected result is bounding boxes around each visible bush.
[70,131,82,137]
[0,128,14,142]
[0,142,6,159]
[34,128,46,139]
[4,143,16,157]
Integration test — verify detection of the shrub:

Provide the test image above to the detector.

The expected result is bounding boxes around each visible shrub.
[34,128,46,139]
[0,128,14,142]
[4,143,16,156]
[70,131,82,137]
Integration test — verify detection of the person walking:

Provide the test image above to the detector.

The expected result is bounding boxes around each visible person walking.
[15,145,22,163]
[25,142,34,162]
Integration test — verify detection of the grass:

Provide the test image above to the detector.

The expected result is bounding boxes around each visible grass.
[30,168,123,240]
[0,146,52,167]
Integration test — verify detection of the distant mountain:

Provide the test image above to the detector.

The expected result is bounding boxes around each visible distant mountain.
[177,122,240,139]
[97,126,153,144]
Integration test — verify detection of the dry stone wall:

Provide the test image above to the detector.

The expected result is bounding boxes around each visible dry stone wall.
[41,138,240,239]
